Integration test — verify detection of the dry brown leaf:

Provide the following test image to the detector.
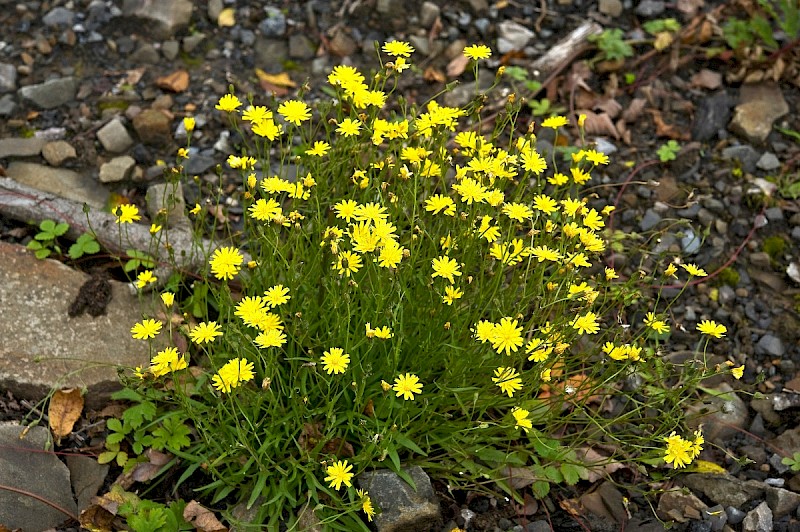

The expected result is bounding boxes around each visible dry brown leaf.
[429,15,444,40]
[690,69,722,90]
[502,466,539,489]
[254,69,297,88]
[156,70,189,93]
[579,110,619,139]
[78,504,115,532]
[130,449,172,483]
[653,31,674,51]
[217,7,235,27]
[574,446,629,483]
[579,482,628,524]
[446,54,470,78]
[125,67,146,85]
[49,388,84,439]
[184,501,228,532]
[423,66,446,83]
[648,109,690,140]
[559,497,584,517]
[594,98,622,119]
[621,98,647,122]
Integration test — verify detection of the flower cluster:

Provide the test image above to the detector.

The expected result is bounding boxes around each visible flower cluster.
[663,430,704,468]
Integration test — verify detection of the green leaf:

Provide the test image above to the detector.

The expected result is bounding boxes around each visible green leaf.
[387,445,401,472]
[560,462,586,485]
[39,219,56,233]
[106,417,124,433]
[26,240,43,251]
[247,473,268,509]
[116,451,128,467]
[97,451,119,464]
[394,433,427,457]
[531,480,550,498]
[544,465,563,482]
[111,388,143,402]
[53,222,69,237]
[106,432,125,445]
[122,401,157,429]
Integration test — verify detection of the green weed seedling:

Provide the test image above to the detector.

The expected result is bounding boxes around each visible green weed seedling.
[657,140,681,162]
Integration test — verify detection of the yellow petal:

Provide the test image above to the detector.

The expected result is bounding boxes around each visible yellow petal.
[217,7,236,27]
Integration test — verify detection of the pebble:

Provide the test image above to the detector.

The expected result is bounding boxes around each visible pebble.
[0,137,47,159]
[97,118,135,153]
[692,92,733,142]
[0,62,16,93]
[742,501,772,532]
[288,34,315,60]
[41,141,77,166]
[17,77,77,109]
[183,33,206,54]
[764,207,783,221]
[121,0,193,39]
[721,145,760,173]
[254,38,288,70]
[259,6,286,37]
[420,1,441,27]
[729,83,789,144]
[726,506,746,525]
[639,209,661,231]
[598,0,624,16]
[496,20,535,53]
[681,229,702,254]
[129,42,160,64]
[132,109,173,147]
[99,155,136,183]
[755,334,784,357]
[42,7,75,27]
[756,152,781,171]
[0,94,16,116]
[634,0,666,17]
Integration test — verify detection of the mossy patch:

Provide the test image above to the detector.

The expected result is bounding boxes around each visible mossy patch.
[762,235,787,259]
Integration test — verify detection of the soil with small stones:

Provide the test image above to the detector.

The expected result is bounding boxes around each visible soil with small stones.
[2,0,800,530]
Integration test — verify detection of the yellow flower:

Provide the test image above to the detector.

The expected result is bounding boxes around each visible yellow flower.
[324,460,354,490]
[491,317,524,355]
[463,44,492,60]
[392,373,423,400]
[572,312,600,335]
[664,263,678,278]
[697,320,726,339]
[382,40,415,57]
[249,198,282,222]
[336,118,362,137]
[732,365,744,379]
[149,223,162,234]
[176,147,189,159]
[277,99,311,126]
[442,285,463,305]
[357,489,375,522]
[432,256,462,284]
[663,432,694,469]
[115,204,141,224]
[190,203,202,215]
[532,194,558,214]
[161,292,174,306]
[541,116,568,129]
[493,367,523,397]
[511,407,532,432]
[425,194,456,216]
[183,116,195,132]
[135,270,157,289]
[644,312,670,335]
[150,347,188,377]
[254,329,287,348]
[263,285,290,308]
[502,202,533,221]
[211,358,255,393]
[209,246,244,281]
[335,251,362,277]
[305,140,330,157]
[681,263,708,277]
[242,105,271,124]
[215,94,242,113]
[189,321,223,344]
[321,347,350,375]
[131,319,162,340]
[585,149,609,165]
[605,267,619,280]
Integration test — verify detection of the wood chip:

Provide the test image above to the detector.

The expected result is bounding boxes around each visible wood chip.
[156,69,189,93]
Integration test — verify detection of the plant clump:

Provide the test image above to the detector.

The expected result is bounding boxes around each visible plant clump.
[97,42,742,529]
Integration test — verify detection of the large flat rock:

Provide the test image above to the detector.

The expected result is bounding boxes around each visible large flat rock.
[0,424,77,530]
[5,162,108,209]
[0,242,155,407]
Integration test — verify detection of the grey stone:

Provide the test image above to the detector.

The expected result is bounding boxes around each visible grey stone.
[721,145,760,173]
[184,154,217,175]
[443,76,493,108]
[525,521,551,532]
[207,0,223,22]
[288,34,315,60]
[756,334,784,357]
[42,141,77,166]
[692,92,733,142]
[357,466,441,532]
[730,83,789,144]
[749,251,772,270]
[742,501,772,532]
[6,162,108,209]
[0,425,77,530]
[183,33,206,54]
[259,6,286,37]
[681,474,764,508]
[146,181,189,229]
[703,504,727,531]
[254,39,288,72]
[132,109,173,146]
[0,62,17,93]
[42,6,75,26]
[408,35,431,57]
[0,241,157,405]
[0,94,16,116]
[765,206,784,221]
[161,40,180,60]
[681,229,702,254]
[757,152,781,171]
[635,0,665,17]
[765,486,800,518]
[0,137,46,159]
[496,20,535,53]
[726,506,746,525]
[420,1,441,26]
[598,0,623,16]
[121,0,194,39]
[640,209,661,231]
[97,118,135,153]
[18,77,77,109]
[686,384,749,445]
[129,42,160,64]
[99,155,136,182]
[66,454,109,513]
[657,488,708,523]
